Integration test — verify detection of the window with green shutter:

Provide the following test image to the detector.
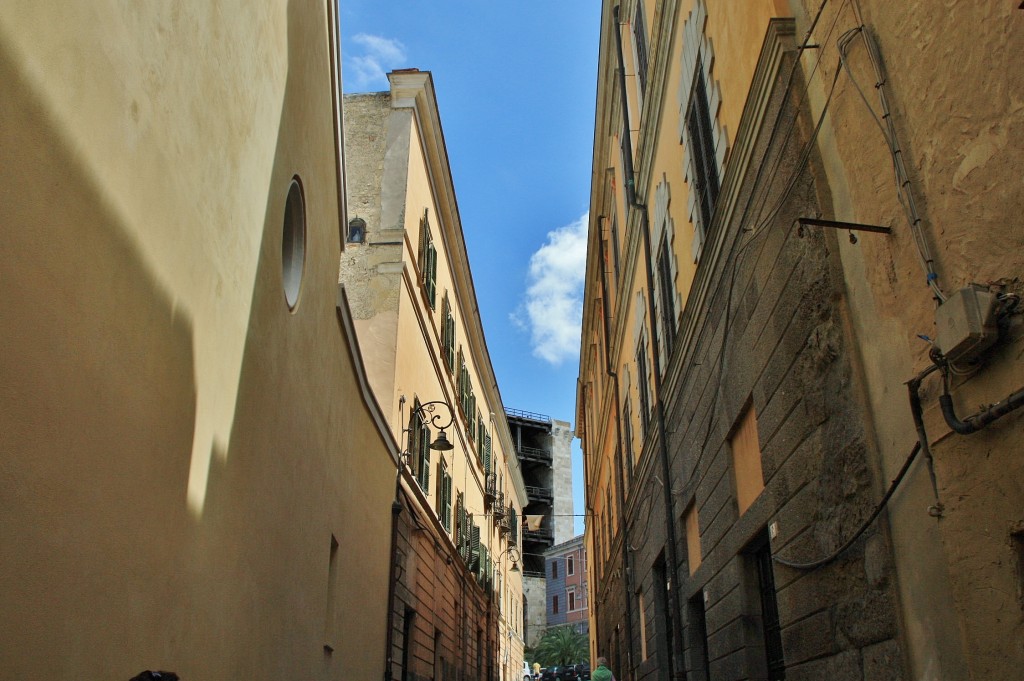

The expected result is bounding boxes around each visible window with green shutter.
[469,524,481,570]
[457,348,467,413]
[483,434,492,476]
[509,505,518,545]
[437,461,452,533]
[410,399,430,491]
[441,294,455,373]
[479,544,489,586]
[455,493,466,557]
[418,209,437,310]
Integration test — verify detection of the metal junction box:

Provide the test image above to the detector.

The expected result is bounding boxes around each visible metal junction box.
[934,285,999,365]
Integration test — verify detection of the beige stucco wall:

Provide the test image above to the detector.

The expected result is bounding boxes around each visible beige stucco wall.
[788,1,1024,678]
[0,2,396,679]
[341,73,527,679]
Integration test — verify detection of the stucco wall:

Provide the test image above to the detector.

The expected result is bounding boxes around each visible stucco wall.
[787,1,1024,678]
[0,2,397,679]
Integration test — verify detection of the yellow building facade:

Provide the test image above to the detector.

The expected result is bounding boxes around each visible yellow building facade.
[581,1,1023,680]
[341,70,528,681]
[1,1,402,679]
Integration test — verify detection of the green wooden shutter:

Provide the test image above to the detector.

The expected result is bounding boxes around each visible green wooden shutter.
[470,524,480,569]
[419,421,430,489]
[479,544,489,584]
[483,434,492,476]
[446,313,455,371]
[418,212,428,266]
[426,241,437,308]
[455,494,465,556]
[509,505,518,544]
[456,348,465,406]
[442,472,452,532]
[409,400,421,477]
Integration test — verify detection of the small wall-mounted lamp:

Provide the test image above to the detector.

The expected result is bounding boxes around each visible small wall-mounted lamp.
[412,400,456,451]
[497,545,522,573]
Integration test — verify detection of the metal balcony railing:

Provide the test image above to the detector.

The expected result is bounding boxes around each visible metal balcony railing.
[517,445,552,464]
[505,408,551,423]
[523,527,554,543]
[525,485,553,501]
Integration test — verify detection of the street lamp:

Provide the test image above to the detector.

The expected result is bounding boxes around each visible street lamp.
[413,400,456,452]
[497,545,522,573]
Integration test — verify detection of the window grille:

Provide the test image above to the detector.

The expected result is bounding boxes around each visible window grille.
[754,537,786,679]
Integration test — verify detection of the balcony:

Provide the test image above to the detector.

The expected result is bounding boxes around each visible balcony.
[523,526,554,544]
[525,485,553,503]
[517,444,552,465]
[483,472,497,509]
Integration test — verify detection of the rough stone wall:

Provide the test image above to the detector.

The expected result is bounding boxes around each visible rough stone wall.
[622,46,906,681]
[523,576,548,649]
[339,92,404,321]
[339,93,408,403]
[551,419,576,545]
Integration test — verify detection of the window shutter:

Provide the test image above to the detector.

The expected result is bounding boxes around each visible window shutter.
[470,524,480,569]
[509,505,518,544]
[409,400,422,477]
[456,494,466,557]
[457,348,465,408]
[481,546,490,586]
[446,314,455,371]
[483,435,492,476]
[419,421,431,490]
[418,212,428,267]
[435,462,444,512]
[426,241,437,308]
[443,472,452,532]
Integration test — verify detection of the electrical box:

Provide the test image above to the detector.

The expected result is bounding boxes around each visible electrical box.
[934,285,998,365]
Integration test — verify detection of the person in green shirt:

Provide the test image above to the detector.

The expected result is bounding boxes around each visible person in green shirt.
[592,656,615,681]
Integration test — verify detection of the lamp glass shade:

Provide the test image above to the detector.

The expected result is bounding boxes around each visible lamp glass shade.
[430,429,454,451]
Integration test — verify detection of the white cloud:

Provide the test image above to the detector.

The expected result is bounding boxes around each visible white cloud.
[512,213,589,365]
[346,34,407,90]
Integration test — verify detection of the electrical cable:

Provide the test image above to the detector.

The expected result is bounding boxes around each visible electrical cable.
[836,21,946,301]
[773,440,921,570]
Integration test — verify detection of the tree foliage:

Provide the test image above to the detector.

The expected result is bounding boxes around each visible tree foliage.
[533,625,588,667]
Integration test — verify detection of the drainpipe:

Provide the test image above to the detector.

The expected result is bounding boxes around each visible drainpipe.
[598,218,638,679]
[578,379,601,658]
[384,469,404,681]
[613,6,685,677]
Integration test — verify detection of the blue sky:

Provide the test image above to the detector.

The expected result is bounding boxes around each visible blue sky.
[340,2,601,535]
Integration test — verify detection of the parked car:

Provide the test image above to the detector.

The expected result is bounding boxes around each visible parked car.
[574,663,591,680]
[541,666,560,681]
[560,666,578,680]
[523,661,534,681]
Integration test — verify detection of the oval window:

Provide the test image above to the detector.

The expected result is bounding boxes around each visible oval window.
[282,177,306,309]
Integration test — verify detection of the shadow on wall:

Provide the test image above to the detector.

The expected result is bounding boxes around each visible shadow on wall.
[0,33,199,681]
